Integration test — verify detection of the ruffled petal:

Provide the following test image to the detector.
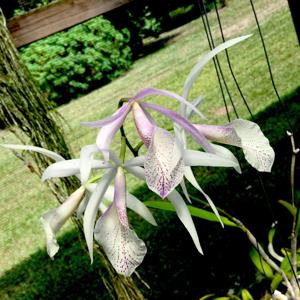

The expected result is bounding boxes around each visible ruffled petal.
[167,190,203,254]
[94,167,147,276]
[40,186,85,258]
[195,119,275,172]
[227,119,275,172]
[145,127,185,198]
[83,168,116,262]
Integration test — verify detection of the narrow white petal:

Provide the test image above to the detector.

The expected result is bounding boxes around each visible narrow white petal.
[94,203,147,276]
[180,180,192,203]
[145,127,184,198]
[127,193,157,226]
[124,156,146,167]
[211,144,241,174]
[42,159,80,181]
[185,96,205,119]
[83,168,116,263]
[184,166,223,227]
[183,35,251,99]
[41,159,111,181]
[183,148,240,171]
[80,144,98,184]
[125,166,146,181]
[40,186,85,258]
[167,190,203,254]
[229,119,275,172]
[1,144,64,161]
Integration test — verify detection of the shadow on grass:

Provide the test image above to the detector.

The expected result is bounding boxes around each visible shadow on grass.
[138,33,180,59]
[1,87,299,299]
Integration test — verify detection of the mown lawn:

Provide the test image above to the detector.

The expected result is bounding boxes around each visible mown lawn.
[0,0,299,287]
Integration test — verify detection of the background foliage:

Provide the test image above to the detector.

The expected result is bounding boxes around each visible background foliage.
[20,16,132,105]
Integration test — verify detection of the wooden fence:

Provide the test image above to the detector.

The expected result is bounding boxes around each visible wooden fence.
[7,0,134,48]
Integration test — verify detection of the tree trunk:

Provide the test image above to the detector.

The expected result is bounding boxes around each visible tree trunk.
[0,15,144,300]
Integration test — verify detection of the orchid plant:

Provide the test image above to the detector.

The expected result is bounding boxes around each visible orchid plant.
[2,35,276,280]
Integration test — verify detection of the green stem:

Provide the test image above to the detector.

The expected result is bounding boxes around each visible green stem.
[120,136,127,163]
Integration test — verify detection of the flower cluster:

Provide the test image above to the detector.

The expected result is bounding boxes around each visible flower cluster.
[3,35,275,276]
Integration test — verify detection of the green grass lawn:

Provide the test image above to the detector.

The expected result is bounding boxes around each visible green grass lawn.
[0,0,299,279]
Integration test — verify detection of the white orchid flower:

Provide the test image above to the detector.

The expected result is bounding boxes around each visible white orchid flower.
[82,88,240,201]
[1,143,155,276]
[170,35,275,226]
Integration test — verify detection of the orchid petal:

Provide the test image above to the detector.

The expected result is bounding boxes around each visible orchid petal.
[76,194,89,219]
[96,107,131,161]
[226,119,275,172]
[94,167,146,276]
[42,159,111,181]
[183,35,252,99]
[180,180,192,203]
[103,186,157,226]
[185,96,205,119]
[195,119,275,172]
[83,168,116,263]
[132,102,155,147]
[141,102,213,152]
[81,103,132,128]
[94,203,147,276]
[40,186,85,258]
[125,166,146,181]
[42,159,80,181]
[145,127,184,198]
[124,156,145,167]
[183,148,240,171]
[1,144,64,162]
[184,166,223,227]
[211,144,241,173]
[133,87,204,120]
[127,193,158,226]
[167,190,203,254]
[80,144,98,184]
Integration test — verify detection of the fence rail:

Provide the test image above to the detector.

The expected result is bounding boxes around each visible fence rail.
[7,0,133,48]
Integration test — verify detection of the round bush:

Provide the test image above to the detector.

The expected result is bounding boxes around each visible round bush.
[20,16,132,105]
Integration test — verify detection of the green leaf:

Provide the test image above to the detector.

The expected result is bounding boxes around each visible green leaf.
[249,247,273,278]
[241,289,254,300]
[144,201,237,227]
[271,273,283,291]
[278,200,296,217]
[198,294,215,300]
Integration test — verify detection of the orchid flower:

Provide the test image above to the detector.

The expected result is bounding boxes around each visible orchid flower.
[163,35,275,224]
[1,144,156,276]
[179,34,275,173]
[82,88,240,201]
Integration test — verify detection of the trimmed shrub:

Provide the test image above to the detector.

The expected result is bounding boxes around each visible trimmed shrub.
[20,16,132,105]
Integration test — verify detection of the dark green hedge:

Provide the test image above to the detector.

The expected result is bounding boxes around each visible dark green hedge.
[20,16,132,105]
